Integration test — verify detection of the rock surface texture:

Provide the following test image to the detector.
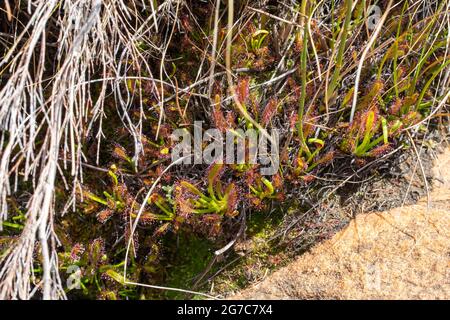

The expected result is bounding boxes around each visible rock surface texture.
[233,147,450,299]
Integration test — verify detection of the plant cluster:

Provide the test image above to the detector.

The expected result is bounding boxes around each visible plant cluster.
[0,0,448,299]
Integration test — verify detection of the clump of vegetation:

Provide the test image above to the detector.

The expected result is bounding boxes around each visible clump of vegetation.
[0,0,448,300]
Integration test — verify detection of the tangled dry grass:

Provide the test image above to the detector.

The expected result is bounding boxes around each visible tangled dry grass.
[0,0,449,300]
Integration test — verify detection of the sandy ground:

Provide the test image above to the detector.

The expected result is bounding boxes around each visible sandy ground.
[233,147,450,299]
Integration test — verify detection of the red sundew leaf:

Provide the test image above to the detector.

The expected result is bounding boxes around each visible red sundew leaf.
[366,144,392,158]
[177,199,194,217]
[153,222,171,237]
[348,138,357,154]
[225,111,236,128]
[347,113,359,135]
[70,243,85,262]
[124,225,139,253]
[89,238,105,267]
[149,193,161,203]
[201,214,223,238]
[280,146,289,164]
[97,209,113,224]
[315,150,336,167]
[248,194,265,210]
[306,82,316,98]
[358,112,370,136]
[261,98,278,127]
[207,163,224,190]
[389,98,403,115]
[272,173,283,190]
[175,193,194,215]
[156,165,172,183]
[138,212,157,225]
[302,175,316,183]
[358,80,384,111]
[249,94,260,118]
[212,95,228,132]
[402,111,422,127]
[275,192,286,201]
[402,93,419,111]
[370,106,380,134]
[181,14,193,33]
[225,183,239,218]
[112,144,130,162]
[245,168,260,186]
[388,119,403,137]
[355,158,367,167]
[358,106,379,138]
[237,77,250,104]
[303,106,318,138]
[154,124,172,140]
[116,184,132,205]
[289,112,298,132]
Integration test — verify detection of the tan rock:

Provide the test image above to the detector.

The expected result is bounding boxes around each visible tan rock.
[233,148,450,299]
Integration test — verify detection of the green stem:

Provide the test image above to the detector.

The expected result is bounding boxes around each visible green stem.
[327,0,353,103]
[415,59,450,110]
[154,200,174,217]
[298,0,312,158]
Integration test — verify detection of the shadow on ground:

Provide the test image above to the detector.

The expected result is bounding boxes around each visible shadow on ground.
[232,147,450,299]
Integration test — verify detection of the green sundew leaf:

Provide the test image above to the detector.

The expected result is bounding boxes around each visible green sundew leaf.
[228,129,245,139]
[207,163,223,200]
[196,198,210,206]
[108,170,119,186]
[252,29,269,38]
[307,138,325,148]
[12,214,25,222]
[86,192,108,206]
[251,30,269,50]
[214,179,224,200]
[179,181,208,201]
[381,117,388,145]
[103,191,114,201]
[191,207,220,215]
[104,270,126,285]
[355,111,376,156]
[179,181,201,195]
[389,120,402,136]
[1,221,24,230]
[341,87,355,108]
[307,138,325,163]
[150,213,174,221]
[358,80,384,111]
[169,62,177,78]
[103,291,117,300]
[261,178,274,195]
[154,200,174,218]
[364,111,375,140]
[249,185,260,196]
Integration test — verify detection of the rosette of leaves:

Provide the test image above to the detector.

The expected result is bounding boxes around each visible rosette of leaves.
[60,239,130,299]
[341,106,393,158]
[248,175,275,209]
[175,163,239,218]
[79,166,134,224]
